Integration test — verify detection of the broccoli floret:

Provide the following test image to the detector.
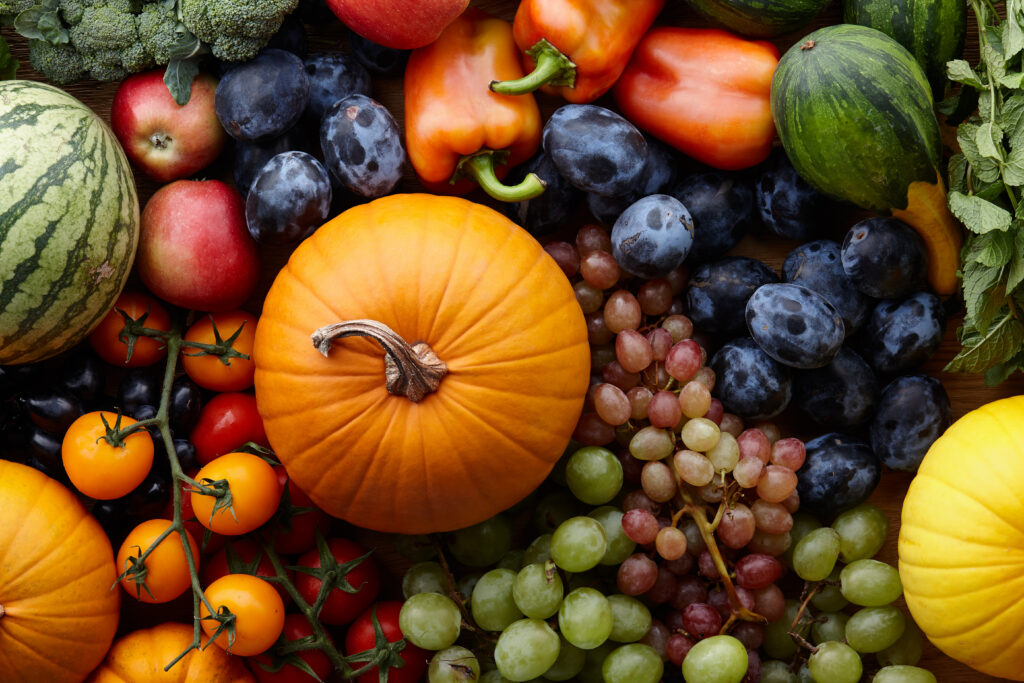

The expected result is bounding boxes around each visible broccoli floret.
[179,0,298,62]
[27,37,87,84]
[66,1,153,80]
[0,0,36,24]
[136,1,181,64]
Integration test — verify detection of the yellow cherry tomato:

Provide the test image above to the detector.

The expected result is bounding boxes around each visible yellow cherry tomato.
[116,518,199,603]
[191,451,281,535]
[201,573,285,656]
[62,411,154,499]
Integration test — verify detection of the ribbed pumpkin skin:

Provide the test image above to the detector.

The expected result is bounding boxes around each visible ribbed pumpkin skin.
[842,0,967,98]
[681,0,830,37]
[253,194,590,534]
[899,396,1024,680]
[0,459,120,682]
[0,80,139,365]
[87,622,254,682]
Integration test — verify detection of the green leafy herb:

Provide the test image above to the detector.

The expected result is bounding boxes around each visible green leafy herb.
[0,35,17,80]
[943,0,1024,384]
[13,0,68,45]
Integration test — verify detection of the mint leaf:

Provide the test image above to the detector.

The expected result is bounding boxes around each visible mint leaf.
[976,121,1005,161]
[0,36,16,80]
[946,313,1024,374]
[1008,230,1024,293]
[1001,95,1024,147]
[1004,145,1024,185]
[948,153,968,194]
[965,229,1014,268]
[962,258,1006,333]
[947,59,985,88]
[959,122,1003,182]
[14,0,68,45]
[949,191,1013,233]
[163,57,199,106]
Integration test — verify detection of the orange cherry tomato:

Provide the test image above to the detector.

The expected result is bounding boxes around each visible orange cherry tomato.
[201,573,286,656]
[191,452,282,536]
[62,411,154,500]
[89,290,172,367]
[116,518,199,603]
[181,310,257,392]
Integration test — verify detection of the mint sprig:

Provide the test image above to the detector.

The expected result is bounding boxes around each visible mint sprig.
[942,0,1024,384]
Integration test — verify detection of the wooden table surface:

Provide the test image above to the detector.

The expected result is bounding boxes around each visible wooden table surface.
[3,1,1023,681]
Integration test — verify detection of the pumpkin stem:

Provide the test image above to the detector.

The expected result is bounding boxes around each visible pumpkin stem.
[312,319,447,403]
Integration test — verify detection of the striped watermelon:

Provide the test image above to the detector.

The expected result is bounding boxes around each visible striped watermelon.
[0,80,139,365]
[681,0,831,37]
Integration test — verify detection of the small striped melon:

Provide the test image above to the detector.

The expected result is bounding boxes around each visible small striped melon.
[0,80,139,365]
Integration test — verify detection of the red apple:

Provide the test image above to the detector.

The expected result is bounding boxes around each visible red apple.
[111,68,227,182]
[326,0,469,49]
[138,180,260,312]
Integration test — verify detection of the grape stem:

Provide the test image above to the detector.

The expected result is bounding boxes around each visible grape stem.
[431,537,490,639]
[787,582,821,653]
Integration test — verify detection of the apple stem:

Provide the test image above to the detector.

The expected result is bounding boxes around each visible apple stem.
[149,131,172,150]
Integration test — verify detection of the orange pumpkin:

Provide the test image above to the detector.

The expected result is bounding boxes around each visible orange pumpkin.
[0,459,120,682]
[253,193,590,533]
[86,622,254,682]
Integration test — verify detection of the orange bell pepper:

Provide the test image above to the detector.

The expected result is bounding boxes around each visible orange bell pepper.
[490,0,666,103]
[404,7,545,201]
[613,27,779,171]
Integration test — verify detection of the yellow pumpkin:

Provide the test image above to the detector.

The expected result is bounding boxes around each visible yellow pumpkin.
[899,395,1024,680]
[253,193,590,534]
[87,622,254,682]
[0,459,120,682]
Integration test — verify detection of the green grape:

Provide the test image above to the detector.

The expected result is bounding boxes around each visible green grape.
[494,618,561,682]
[810,566,848,612]
[533,491,581,534]
[541,637,585,681]
[831,503,888,562]
[399,592,462,651]
[565,446,623,505]
[523,534,552,566]
[602,643,664,683]
[681,634,748,683]
[481,673,538,683]
[588,506,636,565]
[807,641,862,683]
[403,560,448,598]
[783,512,822,568]
[792,527,842,581]
[811,611,850,644]
[629,425,675,461]
[845,605,906,653]
[840,558,903,606]
[606,594,651,643]
[513,560,564,619]
[760,660,798,683]
[873,665,938,683]
[448,515,513,567]
[558,587,614,649]
[577,642,616,683]
[681,417,721,454]
[877,619,924,667]
[705,429,737,471]
[762,600,811,660]
[550,516,607,573]
[497,549,526,571]
[429,646,480,682]
[796,664,815,683]
[472,568,524,632]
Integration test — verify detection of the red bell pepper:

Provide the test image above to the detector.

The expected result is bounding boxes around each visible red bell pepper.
[404,7,545,201]
[613,27,779,170]
[490,0,666,103]
[325,0,469,50]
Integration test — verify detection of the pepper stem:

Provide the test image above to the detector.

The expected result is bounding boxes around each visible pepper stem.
[311,319,447,403]
[457,151,546,202]
[490,39,576,95]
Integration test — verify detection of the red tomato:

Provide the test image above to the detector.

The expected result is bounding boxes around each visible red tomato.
[295,538,380,626]
[249,613,333,683]
[89,290,172,367]
[202,538,292,606]
[344,601,428,683]
[266,466,331,556]
[182,310,257,392]
[191,392,269,466]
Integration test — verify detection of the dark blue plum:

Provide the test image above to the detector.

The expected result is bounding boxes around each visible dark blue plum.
[542,104,648,197]
[686,257,780,338]
[745,283,845,369]
[855,292,946,375]
[709,337,792,421]
[232,126,311,196]
[169,377,202,434]
[587,136,678,224]
[117,369,161,417]
[793,346,879,430]
[320,94,405,198]
[19,388,82,435]
[610,195,694,278]
[841,217,928,298]
[869,375,952,472]
[669,172,756,264]
[265,13,307,57]
[59,351,104,404]
[755,149,833,241]
[303,52,371,123]
[504,150,583,236]
[782,240,871,337]
[216,49,310,142]
[797,433,882,521]
[245,151,332,246]
[348,29,410,76]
